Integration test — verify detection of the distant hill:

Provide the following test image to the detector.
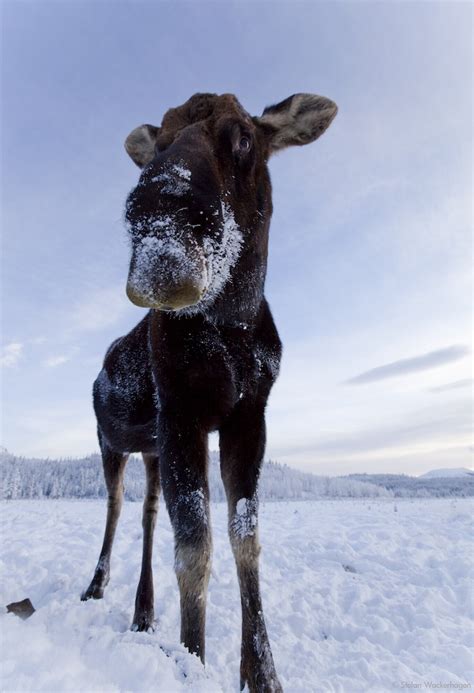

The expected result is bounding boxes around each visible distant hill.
[347,472,474,498]
[1,449,474,500]
[420,467,473,479]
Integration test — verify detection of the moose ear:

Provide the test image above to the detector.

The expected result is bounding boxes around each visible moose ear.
[257,94,337,154]
[124,124,160,168]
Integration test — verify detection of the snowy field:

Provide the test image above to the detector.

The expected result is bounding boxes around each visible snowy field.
[1,498,473,692]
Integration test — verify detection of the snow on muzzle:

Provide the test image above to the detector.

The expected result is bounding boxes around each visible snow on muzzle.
[126,202,243,312]
[126,231,207,311]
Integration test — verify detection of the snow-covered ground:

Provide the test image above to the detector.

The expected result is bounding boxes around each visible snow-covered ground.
[1,498,473,692]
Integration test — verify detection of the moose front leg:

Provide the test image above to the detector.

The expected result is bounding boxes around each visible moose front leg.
[132,453,160,632]
[220,402,282,693]
[159,412,212,662]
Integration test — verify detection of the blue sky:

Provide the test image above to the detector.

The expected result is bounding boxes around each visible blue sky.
[1,1,472,474]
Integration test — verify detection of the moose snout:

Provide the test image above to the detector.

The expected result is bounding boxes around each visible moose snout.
[126,237,208,311]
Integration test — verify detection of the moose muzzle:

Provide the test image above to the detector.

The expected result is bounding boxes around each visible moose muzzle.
[126,235,208,311]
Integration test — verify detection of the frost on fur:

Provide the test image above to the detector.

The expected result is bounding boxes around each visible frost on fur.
[231,497,258,540]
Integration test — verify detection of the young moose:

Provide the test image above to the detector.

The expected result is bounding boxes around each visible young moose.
[82,93,337,692]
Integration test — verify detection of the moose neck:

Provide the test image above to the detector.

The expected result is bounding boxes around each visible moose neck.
[201,205,271,326]
[154,219,269,329]
[207,240,268,325]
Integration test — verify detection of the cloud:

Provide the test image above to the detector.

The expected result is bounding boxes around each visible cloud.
[0,342,24,368]
[271,398,472,462]
[43,354,71,368]
[43,346,80,368]
[430,378,473,393]
[346,345,470,385]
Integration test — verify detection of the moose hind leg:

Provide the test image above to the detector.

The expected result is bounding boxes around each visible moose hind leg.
[132,453,160,631]
[220,402,282,693]
[81,442,128,601]
[159,415,212,662]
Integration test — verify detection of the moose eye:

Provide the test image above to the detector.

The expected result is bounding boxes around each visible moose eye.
[239,136,251,152]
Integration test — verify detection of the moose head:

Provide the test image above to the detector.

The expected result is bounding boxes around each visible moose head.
[124,92,337,314]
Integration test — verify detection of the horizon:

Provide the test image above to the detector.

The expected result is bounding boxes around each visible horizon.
[1,2,472,476]
[1,445,472,481]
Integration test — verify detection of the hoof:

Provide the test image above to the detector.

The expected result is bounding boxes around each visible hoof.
[81,583,105,601]
[131,610,155,633]
[241,662,283,693]
[81,567,110,601]
[240,629,282,692]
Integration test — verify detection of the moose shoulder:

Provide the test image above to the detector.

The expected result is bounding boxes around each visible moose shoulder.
[82,92,337,693]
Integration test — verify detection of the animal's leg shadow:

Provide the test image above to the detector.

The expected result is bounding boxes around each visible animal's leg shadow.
[132,452,160,631]
[81,442,128,601]
[220,402,283,693]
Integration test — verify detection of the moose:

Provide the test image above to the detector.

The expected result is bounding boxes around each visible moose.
[82,92,337,692]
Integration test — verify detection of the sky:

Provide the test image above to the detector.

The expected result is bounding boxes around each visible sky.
[1,1,472,475]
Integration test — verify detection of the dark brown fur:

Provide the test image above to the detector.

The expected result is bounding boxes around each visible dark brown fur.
[82,92,337,692]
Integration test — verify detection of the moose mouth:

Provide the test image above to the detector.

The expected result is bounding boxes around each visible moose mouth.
[126,283,206,311]
[126,277,206,311]
[126,202,243,313]
[126,233,208,311]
